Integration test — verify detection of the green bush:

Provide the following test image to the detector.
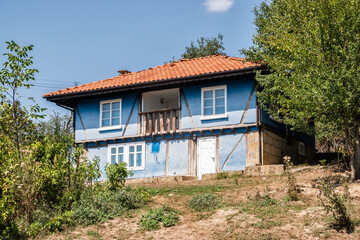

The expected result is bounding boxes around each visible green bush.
[105,162,133,191]
[72,187,147,226]
[189,193,221,211]
[139,205,180,231]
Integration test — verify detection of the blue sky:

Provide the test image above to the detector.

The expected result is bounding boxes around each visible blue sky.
[0,0,262,116]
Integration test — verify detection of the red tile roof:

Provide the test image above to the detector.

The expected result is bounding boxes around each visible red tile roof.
[43,55,262,98]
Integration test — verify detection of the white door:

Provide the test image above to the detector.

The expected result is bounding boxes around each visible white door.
[197,137,216,179]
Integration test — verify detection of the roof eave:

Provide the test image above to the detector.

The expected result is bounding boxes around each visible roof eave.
[44,65,267,108]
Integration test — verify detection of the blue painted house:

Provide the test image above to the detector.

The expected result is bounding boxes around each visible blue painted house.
[44,55,314,180]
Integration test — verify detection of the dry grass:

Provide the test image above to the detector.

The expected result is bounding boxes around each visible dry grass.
[43,165,360,240]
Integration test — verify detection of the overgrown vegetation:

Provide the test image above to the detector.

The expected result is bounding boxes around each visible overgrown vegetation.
[189,193,221,211]
[318,180,354,233]
[284,156,301,201]
[139,205,180,231]
[0,41,147,239]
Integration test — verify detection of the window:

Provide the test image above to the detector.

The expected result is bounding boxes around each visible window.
[100,99,121,129]
[108,142,145,170]
[201,85,227,119]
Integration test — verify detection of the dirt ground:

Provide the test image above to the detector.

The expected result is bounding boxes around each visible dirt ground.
[44,165,360,240]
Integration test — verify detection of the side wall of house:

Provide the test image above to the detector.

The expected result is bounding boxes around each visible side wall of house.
[261,128,314,165]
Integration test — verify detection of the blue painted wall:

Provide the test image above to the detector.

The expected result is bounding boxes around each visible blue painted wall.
[181,78,256,129]
[219,133,246,172]
[75,93,138,141]
[167,139,188,176]
[74,78,257,142]
[87,139,189,179]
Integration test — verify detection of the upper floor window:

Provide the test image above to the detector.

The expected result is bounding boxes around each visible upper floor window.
[201,85,227,119]
[100,99,121,129]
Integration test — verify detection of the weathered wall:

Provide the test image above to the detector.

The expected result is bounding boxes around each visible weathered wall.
[246,131,260,167]
[86,131,257,179]
[261,128,314,165]
[218,133,247,172]
[87,139,189,179]
[181,78,256,129]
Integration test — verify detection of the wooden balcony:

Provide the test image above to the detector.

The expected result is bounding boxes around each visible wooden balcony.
[139,108,180,135]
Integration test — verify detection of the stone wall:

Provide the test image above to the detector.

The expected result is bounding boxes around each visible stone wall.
[261,128,313,165]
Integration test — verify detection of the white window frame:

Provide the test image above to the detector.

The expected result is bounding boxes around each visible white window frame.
[100,98,122,130]
[107,142,145,170]
[200,85,228,120]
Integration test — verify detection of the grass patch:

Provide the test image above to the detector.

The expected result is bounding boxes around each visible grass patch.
[216,172,229,179]
[148,185,231,196]
[86,230,101,237]
[252,220,283,229]
[189,193,221,211]
[139,205,180,231]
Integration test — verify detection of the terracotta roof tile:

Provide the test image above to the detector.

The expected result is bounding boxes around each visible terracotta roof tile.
[43,55,262,98]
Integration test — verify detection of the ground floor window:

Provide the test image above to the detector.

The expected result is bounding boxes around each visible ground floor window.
[108,142,145,170]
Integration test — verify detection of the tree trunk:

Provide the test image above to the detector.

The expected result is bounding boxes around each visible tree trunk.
[351,120,360,181]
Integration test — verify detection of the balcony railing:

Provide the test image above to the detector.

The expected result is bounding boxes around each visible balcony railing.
[139,108,180,135]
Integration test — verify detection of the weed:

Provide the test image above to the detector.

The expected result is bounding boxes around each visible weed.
[283,156,301,201]
[216,172,229,179]
[189,193,221,211]
[319,159,327,166]
[230,173,243,178]
[317,180,354,233]
[250,188,277,206]
[72,187,148,226]
[87,230,101,237]
[139,205,180,231]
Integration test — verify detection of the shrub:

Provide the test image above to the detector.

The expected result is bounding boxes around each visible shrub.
[72,187,147,226]
[318,180,354,233]
[105,162,133,191]
[250,189,277,206]
[139,205,180,231]
[283,156,301,201]
[189,193,221,211]
[216,172,229,179]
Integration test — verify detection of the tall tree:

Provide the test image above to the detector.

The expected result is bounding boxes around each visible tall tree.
[0,41,43,158]
[241,0,360,180]
[181,33,226,59]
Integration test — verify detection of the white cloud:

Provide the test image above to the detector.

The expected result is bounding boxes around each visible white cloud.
[203,0,234,13]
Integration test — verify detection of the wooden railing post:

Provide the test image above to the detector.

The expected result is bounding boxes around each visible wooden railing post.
[154,113,158,134]
[172,110,176,133]
[166,111,170,132]
[148,113,153,135]
[160,112,164,133]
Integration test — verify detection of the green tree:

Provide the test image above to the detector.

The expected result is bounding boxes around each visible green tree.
[241,0,360,180]
[181,33,226,59]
